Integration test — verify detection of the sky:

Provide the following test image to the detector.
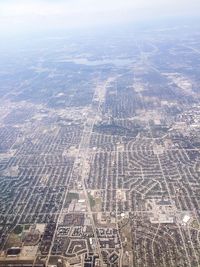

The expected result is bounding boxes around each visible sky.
[0,0,200,34]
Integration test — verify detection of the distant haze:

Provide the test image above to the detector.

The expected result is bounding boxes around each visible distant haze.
[0,0,200,34]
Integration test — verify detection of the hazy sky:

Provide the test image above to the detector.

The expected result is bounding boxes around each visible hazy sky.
[0,0,200,34]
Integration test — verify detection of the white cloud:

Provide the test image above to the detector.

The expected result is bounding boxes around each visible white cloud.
[0,0,199,34]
